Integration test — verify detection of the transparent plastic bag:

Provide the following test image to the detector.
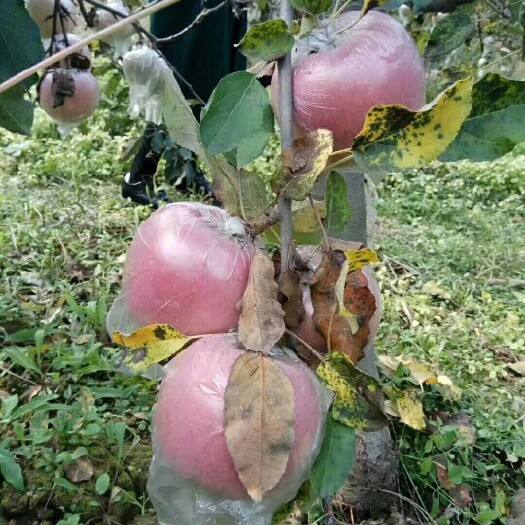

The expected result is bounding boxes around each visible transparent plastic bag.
[94,0,135,57]
[123,44,167,124]
[148,334,331,525]
[106,203,254,339]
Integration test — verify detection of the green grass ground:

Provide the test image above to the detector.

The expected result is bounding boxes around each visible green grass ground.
[0,106,523,525]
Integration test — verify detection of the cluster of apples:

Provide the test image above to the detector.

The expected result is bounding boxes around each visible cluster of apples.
[105,8,426,523]
[26,0,135,136]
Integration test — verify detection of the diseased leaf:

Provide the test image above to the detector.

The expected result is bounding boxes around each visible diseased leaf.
[162,68,204,156]
[310,414,357,498]
[210,156,272,221]
[353,78,473,173]
[290,0,333,15]
[325,172,352,235]
[385,387,426,430]
[310,250,378,363]
[238,20,295,62]
[273,129,334,201]
[279,269,305,329]
[345,249,379,274]
[238,251,286,353]
[440,75,525,162]
[113,324,193,375]
[224,352,295,502]
[317,352,386,431]
[425,12,476,59]
[200,72,274,165]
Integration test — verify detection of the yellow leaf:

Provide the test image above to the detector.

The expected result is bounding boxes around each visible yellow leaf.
[353,78,474,172]
[224,352,295,502]
[395,389,426,430]
[344,248,379,274]
[113,324,193,375]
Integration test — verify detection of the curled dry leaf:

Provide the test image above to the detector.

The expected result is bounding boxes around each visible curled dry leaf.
[238,251,286,353]
[224,352,295,502]
[310,249,377,363]
[64,458,94,483]
[384,386,426,431]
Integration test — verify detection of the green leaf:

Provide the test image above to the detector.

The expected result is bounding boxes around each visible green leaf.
[0,87,34,135]
[224,129,274,167]
[441,75,525,162]
[425,12,476,59]
[0,0,44,87]
[1,395,18,420]
[200,72,274,166]
[208,155,272,221]
[238,20,294,62]
[162,69,205,157]
[95,472,110,495]
[290,0,333,15]
[352,78,473,173]
[1,347,42,377]
[310,415,357,498]
[325,172,351,235]
[0,447,25,491]
[316,352,386,431]
[474,509,502,525]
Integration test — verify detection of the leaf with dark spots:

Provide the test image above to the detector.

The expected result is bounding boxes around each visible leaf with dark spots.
[310,249,378,363]
[224,352,295,502]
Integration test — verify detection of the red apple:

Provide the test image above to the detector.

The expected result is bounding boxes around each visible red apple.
[294,246,382,354]
[272,10,426,150]
[152,334,326,501]
[38,68,100,137]
[122,203,254,336]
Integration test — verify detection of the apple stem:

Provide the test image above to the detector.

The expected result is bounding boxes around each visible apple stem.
[278,0,295,275]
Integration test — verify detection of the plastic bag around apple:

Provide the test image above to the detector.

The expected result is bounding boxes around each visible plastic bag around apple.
[122,44,167,124]
[106,202,255,340]
[147,333,331,525]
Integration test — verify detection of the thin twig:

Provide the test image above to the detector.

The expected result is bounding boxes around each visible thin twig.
[285,329,326,362]
[309,194,330,251]
[0,364,39,386]
[157,1,227,44]
[0,0,182,95]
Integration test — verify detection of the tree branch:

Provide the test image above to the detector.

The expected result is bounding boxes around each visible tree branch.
[156,1,227,44]
[278,0,295,275]
[0,0,181,95]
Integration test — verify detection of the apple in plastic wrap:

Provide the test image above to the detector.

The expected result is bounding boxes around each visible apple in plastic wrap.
[121,203,254,336]
[272,10,426,150]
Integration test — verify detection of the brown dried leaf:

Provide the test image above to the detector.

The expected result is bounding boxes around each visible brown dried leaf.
[64,458,94,483]
[224,352,295,502]
[310,249,377,363]
[279,269,305,329]
[238,251,286,353]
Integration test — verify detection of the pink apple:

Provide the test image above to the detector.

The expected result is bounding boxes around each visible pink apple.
[122,203,254,336]
[38,68,100,137]
[152,334,326,501]
[272,10,426,150]
[25,0,79,38]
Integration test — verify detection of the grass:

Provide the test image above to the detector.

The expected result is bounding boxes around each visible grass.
[0,102,523,524]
